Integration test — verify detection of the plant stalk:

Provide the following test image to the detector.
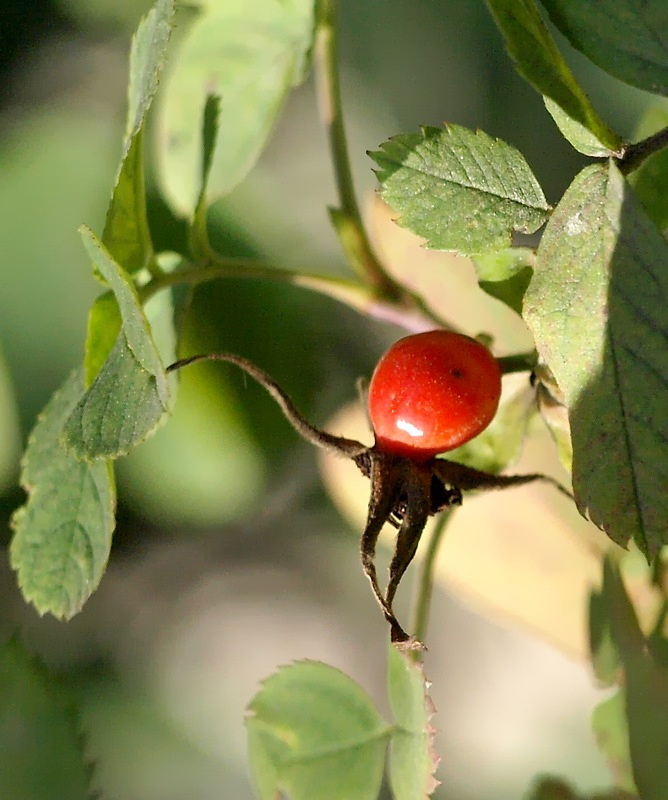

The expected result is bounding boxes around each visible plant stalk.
[617,125,668,175]
[410,510,454,660]
[313,0,402,300]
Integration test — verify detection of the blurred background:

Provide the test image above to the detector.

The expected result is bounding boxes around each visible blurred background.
[0,1,662,798]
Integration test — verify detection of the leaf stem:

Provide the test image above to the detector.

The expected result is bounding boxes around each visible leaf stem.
[410,510,453,660]
[313,0,402,300]
[139,255,444,332]
[617,125,668,175]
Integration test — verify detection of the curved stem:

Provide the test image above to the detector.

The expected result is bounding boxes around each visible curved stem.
[166,352,367,458]
[617,125,668,175]
[314,0,402,300]
[140,256,360,302]
[410,509,453,660]
[140,255,447,332]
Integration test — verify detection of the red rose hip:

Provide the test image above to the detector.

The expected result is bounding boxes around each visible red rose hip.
[367,330,502,461]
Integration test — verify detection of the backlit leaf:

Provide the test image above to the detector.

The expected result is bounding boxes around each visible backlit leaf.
[157,0,315,213]
[246,661,390,800]
[370,124,550,255]
[524,162,668,558]
[10,369,115,619]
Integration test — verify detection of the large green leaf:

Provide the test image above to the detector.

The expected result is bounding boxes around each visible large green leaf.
[524,162,668,559]
[246,661,391,800]
[64,228,172,460]
[541,0,668,97]
[157,0,315,214]
[0,639,91,799]
[370,124,550,255]
[483,0,622,153]
[387,647,439,800]
[10,369,115,619]
[102,0,174,273]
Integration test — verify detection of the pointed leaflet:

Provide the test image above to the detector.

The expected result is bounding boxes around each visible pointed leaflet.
[541,0,668,97]
[246,661,390,800]
[10,369,115,619]
[387,647,439,799]
[524,162,668,558]
[544,97,620,158]
[102,0,174,273]
[0,639,91,799]
[157,0,315,213]
[483,0,621,153]
[370,125,550,256]
[64,228,172,460]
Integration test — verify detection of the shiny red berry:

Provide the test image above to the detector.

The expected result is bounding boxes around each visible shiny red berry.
[367,330,502,462]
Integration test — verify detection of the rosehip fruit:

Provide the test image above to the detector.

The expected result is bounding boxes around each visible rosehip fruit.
[367,330,502,461]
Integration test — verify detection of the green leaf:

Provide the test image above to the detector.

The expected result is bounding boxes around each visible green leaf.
[10,369,115,619]
[102,0,174,273]
[157,0,315,214]
[125,0,174,142]
[387,647,439,800]
[0,639,91,799]
[64,228,172,460]
[541,0,668,97]
[544,97,620,158]
[83,291,122,386]
[483,0,622,152]
[591,690,635,794]
[628,106,668,231]
[370,124,550,256]
[246,661,391,800]
[524,162,668,559]
[472,246,534,314]
[102,131,152,275]
[602,559,668,800]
